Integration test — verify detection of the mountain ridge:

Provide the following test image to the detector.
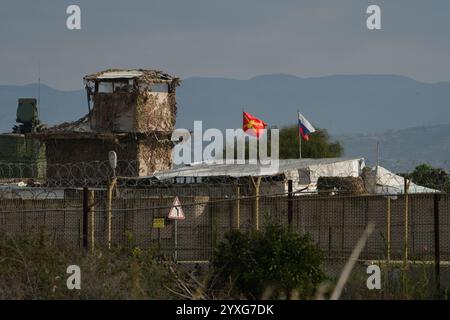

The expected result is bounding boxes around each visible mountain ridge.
[1,74,450,165]
[334,122,450,168]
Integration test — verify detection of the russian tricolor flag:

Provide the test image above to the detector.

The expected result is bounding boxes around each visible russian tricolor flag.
[298,112,316,141]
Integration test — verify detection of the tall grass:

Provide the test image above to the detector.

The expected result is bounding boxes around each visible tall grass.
[1,230,447,300]
[0,231,178,299]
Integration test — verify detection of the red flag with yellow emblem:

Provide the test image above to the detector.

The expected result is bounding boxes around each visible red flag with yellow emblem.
[243,112,268,139]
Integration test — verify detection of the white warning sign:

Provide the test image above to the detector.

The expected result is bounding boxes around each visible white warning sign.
[168,196,185,220]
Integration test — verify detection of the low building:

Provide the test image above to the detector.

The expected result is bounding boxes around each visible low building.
[126,158,438,195]
[128,158,366,194]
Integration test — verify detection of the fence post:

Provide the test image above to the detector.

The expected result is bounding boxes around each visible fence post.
[89,190,95,252]
[288,180,293,230]
[403,178,410,266]
[387,197,391,263]
[234,185,240,230]
[251,177,262,231]
[402,178,411,296]
[341,199,345,255]
[82,187,89,250]
[174,220,178,261]
[433,193,441,297]
[106,177,117,249]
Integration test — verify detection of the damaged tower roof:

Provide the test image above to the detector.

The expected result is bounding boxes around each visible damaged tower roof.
[83,68,180,84]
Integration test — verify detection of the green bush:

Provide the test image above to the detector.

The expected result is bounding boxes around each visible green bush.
[212,225,326,299]
[409,163,450,192]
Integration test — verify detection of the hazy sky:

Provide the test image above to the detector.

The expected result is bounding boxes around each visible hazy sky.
[1,0,449,90]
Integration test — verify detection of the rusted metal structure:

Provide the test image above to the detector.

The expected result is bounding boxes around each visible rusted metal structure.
[35,69,180,181]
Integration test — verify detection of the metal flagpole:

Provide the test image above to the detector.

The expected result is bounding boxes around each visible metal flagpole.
[376,141,380,167]
[298,111,302,159]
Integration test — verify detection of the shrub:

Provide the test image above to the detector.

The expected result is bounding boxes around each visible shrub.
[409,163,450,191]
[212,225,326,299]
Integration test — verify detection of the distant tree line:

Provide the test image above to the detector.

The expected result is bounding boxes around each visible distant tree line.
[408,164,450,192]
[222,125,343,160]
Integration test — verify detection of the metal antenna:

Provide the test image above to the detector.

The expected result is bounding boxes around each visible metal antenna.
[376,141,380,167]
[38,61,41,119]
[298,109,302,159]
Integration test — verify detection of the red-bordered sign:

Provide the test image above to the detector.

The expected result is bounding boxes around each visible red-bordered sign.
[168,196,185,220]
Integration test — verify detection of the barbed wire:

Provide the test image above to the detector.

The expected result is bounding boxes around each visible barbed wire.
[0,159,449,199]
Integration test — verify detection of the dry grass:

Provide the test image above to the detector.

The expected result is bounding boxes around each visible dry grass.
[1,229,446,300]
[0,232,178,300]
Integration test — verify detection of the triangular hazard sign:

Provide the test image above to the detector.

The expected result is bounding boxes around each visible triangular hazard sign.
[168,196,185,220]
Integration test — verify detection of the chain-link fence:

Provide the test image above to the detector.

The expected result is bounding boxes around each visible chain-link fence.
[1,159,450,289]
[1,182,449,260]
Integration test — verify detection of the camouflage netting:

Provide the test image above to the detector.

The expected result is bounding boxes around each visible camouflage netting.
[91,93,138,132]
[137,138,173,176]
[135,91,176,132]
[84,69,180,133]
[317,176,367,195]
[31,68,180,182]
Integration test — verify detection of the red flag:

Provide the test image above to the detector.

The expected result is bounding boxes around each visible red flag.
[243,112,268,139]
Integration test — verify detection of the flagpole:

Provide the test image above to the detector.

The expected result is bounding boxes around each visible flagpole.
[298,110,302,159]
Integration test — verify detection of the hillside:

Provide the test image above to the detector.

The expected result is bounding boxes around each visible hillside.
[1,74,450,167]
[176,74,450,134]
[335,123,450,170]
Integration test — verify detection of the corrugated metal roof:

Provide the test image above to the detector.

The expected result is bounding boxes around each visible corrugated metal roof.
[97,70,144,79]
[83,69,179,83]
